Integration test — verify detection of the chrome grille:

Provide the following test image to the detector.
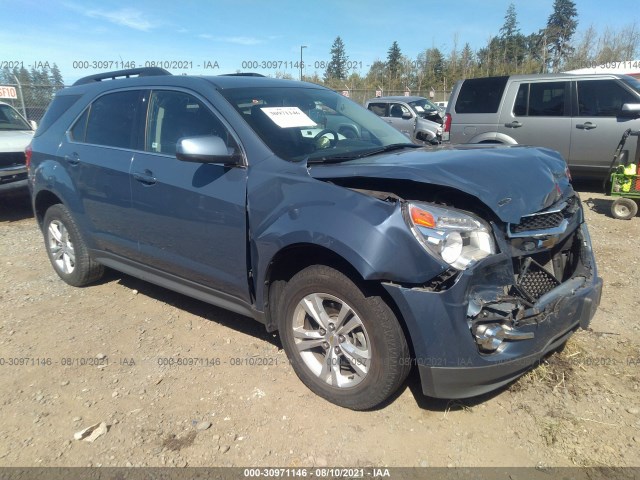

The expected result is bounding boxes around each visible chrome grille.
[511,211,564,233]
[508,196,579,237]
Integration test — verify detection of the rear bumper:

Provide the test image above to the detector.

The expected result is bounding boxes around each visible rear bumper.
[0,165,28,193]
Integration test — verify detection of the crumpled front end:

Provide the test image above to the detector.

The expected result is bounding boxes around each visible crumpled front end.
[383,189,602,399]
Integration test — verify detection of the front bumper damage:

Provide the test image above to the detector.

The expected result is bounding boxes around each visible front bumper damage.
[383,213,602,399]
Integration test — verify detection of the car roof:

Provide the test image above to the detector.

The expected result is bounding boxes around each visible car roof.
[367,96,427,103]
[62,69,329,96]
[464,73,629,82]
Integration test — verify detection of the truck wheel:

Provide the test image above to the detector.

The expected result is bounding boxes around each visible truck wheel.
[278,265,410,410]
[611,197,638,220]
[43,204,104,286]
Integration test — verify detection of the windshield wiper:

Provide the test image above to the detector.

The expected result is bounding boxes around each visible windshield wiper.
[307,143,420,164]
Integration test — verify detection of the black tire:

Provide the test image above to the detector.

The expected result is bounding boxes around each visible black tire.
[611,197,638,220]
[42,204,104,287]
[278,265,410,410]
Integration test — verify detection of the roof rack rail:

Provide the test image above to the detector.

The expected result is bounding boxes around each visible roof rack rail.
[73,67,171,86]
[219,73,266,77]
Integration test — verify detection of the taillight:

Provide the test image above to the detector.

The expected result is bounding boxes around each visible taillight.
[25,142,32,171]
[443,113,452,133]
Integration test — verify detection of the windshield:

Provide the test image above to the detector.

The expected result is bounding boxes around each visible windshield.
[0,104,31,131]
[407,98,440,117]
[221,86,413,162]
[621,76,640,95]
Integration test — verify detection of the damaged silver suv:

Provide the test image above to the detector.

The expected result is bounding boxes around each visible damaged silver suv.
[29,68,602,409]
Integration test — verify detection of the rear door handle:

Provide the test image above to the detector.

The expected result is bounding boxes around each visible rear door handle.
[65,153,80,166]
[576,122,597,130]
[133,170,157,186]
[504,121,522,128]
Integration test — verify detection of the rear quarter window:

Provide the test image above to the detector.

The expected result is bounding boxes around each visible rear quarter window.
[33,94,82,137]
[455,76,508,114]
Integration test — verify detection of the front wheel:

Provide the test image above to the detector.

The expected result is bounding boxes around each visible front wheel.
[278,265,410,410]
[43,204,104,286]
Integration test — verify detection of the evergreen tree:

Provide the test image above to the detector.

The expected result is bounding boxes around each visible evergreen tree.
[50,63,65,88]
[386,41,402,80]
[545,0,578,72]
[458,43,475,78]
[324,36,349,81]
[499,3,526,70]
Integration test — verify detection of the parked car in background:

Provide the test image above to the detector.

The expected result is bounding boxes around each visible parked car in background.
[443,73,640,178]
[365,96,443,144]
[434,100,448,113]
[0,101,35,193]
[29,68,601,410]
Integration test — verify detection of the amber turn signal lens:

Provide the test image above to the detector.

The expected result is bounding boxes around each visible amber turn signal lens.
[410,206,435,228]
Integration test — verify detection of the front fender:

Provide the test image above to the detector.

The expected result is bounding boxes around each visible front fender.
[248,160,448,309]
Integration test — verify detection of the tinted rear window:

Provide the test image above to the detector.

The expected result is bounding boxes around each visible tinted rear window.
[455,76,508,114]
[34,94,81,137]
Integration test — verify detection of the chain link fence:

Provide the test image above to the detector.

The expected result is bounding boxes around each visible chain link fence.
[1,84,65,124]
[334,89,451,106]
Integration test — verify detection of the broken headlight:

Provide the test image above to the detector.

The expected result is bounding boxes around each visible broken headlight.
[403,202,496,270]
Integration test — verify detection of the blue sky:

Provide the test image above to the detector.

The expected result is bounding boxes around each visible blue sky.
[2,0,636,84]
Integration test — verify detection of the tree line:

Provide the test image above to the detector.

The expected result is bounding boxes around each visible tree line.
[0,63,65,110]
[310,0,639,94]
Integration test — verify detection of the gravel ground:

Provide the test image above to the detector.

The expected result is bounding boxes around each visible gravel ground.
[0,182,639,468]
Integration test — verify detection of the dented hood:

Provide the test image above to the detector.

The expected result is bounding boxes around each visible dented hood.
[308,144,570,224]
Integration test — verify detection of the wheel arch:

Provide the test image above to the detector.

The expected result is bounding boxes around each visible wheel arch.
[468,131,516,144]
[261,243,416,360]
[34,190,64,228]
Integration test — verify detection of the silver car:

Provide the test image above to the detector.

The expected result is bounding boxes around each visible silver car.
[443,73,640,178]
[365,96,443,144]
[0,102,35,193]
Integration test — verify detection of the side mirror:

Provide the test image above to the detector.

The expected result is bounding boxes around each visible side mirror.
[402,112,413,120]
[176,135,241,165]
[30,120,37,130]
[620,103,640,118]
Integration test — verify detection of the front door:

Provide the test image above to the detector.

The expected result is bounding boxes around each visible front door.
[129,89,250,302]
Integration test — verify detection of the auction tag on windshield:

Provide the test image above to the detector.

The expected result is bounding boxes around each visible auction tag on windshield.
[261,107,317,128]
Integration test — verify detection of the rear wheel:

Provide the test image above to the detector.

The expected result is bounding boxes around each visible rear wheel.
[43,204,104,286]
[278,265,410,410]
[611,197,638,220]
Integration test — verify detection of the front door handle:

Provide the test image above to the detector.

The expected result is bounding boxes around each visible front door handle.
[504,121,522,128]
[576,122,597,130]
[133,170,157,186]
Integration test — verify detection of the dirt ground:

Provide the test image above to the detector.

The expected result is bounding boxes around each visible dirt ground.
[0,181,639,469]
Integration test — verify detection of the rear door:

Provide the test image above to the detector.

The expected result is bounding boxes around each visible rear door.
[570,78,640,176]
[59,89,147,258]
[498,80,571,159]
[129,89,250,301]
